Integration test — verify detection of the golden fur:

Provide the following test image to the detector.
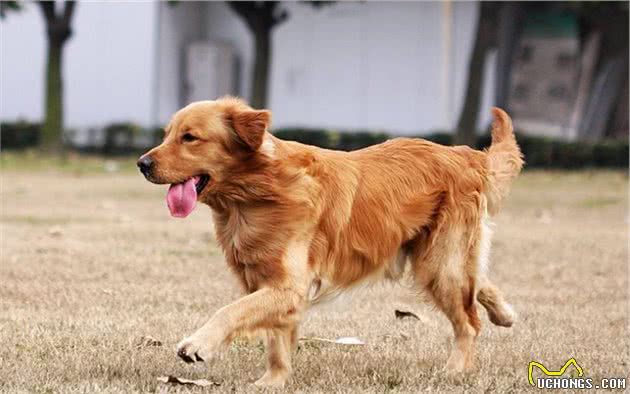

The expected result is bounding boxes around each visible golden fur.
[139,97,524,386]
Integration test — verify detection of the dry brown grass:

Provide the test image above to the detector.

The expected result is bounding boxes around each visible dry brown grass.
[1,165,628,393]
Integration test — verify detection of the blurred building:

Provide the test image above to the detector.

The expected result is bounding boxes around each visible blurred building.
[506,10,628,140]
[1,1,495,138]
[1,1,627,142]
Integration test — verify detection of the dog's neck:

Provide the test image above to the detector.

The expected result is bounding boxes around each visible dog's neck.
[201,154,283,212]
[201,138,320,223]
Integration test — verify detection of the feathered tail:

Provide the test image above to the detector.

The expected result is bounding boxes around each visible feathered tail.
[485,108,524,216]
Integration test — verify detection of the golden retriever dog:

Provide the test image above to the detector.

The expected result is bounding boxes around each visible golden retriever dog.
[137,96,523,386]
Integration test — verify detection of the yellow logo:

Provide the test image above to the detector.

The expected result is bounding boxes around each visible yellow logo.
[528,358,584,386]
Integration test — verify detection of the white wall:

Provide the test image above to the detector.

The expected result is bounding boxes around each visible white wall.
[204,3,254,101]
[205,1,495,135]
[0,3,45,122]
[155,2,208,125]
[1,2,495,134]
[0,2,157,128]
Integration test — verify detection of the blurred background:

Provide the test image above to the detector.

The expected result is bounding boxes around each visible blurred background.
[0,1,628,167]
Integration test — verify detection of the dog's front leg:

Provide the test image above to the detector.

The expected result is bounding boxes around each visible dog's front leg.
[176,287,303,366]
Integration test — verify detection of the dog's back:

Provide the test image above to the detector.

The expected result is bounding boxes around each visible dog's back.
[303,138,483,286]
[297,109,522,291]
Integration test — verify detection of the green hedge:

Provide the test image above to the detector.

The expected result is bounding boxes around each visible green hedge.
[1,121,627,168]
[0,121,163,156]
[1,121,41,149]
[102,122,141,155]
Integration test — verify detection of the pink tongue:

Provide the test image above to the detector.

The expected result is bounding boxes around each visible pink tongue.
[166,177,198,218]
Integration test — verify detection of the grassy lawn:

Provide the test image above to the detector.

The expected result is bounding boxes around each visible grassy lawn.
[0,159,627,393]
[0,151,139,174]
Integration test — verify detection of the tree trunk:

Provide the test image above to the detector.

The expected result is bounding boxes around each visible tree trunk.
[251,27,271,109]
[38,1,75,154]
[494,2,523,109]
[226,2,286,109]
[42,40,64,153]
[454,2,498,146]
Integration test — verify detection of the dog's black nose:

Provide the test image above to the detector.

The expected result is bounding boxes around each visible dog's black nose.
[137,156,154,177]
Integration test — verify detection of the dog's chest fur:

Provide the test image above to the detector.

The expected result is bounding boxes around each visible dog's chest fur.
[210,200,306,292]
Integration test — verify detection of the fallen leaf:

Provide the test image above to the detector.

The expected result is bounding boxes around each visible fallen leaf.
[335,336,365,345]
[535,209,553,224]
[98,200,116,210]
[157,375,220,387]
[104,161,120,173]
[48,226,63,237]
[380,332,410,341]
[136,335,163,348]
[395,309,420,320]
[299,336,365,345]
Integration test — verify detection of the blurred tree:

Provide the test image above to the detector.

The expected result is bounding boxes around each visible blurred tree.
[455,2,501,146]
[0,1,76,153]
[458,2,629,145]
[570,1,629,139]
[494,3,525,109]
[226,2,333,109]
[39,1,76,153]
[0,1,21,18]
[227,2,288,109]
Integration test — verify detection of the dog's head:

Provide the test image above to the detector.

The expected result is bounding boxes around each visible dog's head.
[137,96,271,217]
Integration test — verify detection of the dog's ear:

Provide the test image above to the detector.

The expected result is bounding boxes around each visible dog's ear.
[229,109,271,151]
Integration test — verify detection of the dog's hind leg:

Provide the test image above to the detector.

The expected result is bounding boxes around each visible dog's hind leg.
[472,213,516,328]
[410,225,481,373]
[477,278,516,327]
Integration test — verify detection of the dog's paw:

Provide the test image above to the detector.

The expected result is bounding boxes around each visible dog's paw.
[444,350,474,374]
[254,369,290,387]
[176,336,215,364]
[488,302,517,328]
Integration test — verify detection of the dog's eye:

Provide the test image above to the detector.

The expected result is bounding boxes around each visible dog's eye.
[181,133,198,143]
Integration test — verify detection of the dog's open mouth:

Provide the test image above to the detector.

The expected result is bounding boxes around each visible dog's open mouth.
[166,175,210,218]
[194,175,210,195]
